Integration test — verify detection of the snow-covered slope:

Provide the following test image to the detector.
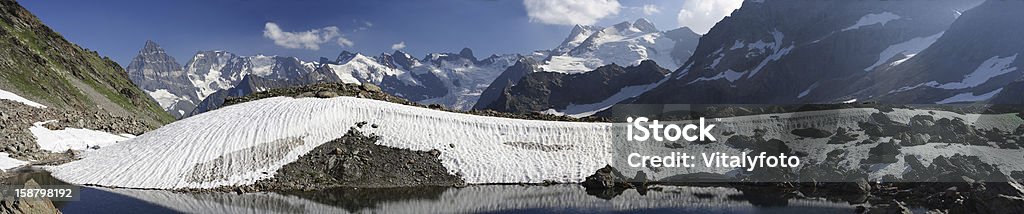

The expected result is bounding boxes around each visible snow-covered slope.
[416,52,520,110]
[185,52,311,100]
[327,53,411,85]
[321,49,518,110]
[538,19,698,74]
[49,96,1024,189]
[50,96,614,189]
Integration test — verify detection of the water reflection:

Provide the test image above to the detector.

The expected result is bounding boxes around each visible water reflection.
[9,169,857,213]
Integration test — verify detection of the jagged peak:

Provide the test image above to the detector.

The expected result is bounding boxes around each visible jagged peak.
[570,24,598,34]
[336,50,359,63]
[138,40,170,56]
[459,48,475,59]
[143,40,161,50]
[633,18,659,33]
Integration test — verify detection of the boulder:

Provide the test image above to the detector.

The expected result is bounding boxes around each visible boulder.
[315,91,339,98]
[827,127,858,144]
[863,141,900,164]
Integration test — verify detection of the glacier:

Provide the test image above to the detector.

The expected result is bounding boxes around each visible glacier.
[842,12,901,31]
[49,96,616,189]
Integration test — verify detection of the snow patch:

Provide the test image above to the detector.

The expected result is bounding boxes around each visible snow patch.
[0,89,46,108]
[936,54,1019,89]
[936,88,1003,104]
[539,55,600,74]
[147,89,187,110]
[843,12,901,31]
[546,80,665,118]
[688,69,746,84]
[0,152,28,172]
[29,121,133,152]
[798,82,820,98]
[747,30,792,78]
[865,32,944,72]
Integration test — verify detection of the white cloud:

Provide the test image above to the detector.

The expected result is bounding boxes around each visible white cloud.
[523,0,621,25]
[364,21,374,27]
[391,41,406,50]
[263,22,352,50]
[641,4,660,15]
[337,37,354,47]
[677,0,744,34]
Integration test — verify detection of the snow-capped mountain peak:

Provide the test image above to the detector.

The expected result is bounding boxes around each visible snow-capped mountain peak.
[539,18,698,74]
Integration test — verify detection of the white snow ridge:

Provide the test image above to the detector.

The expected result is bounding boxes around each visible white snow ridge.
[49,97,616,189]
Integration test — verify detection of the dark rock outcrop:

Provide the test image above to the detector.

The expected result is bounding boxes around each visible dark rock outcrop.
[480,60,668,113]
[252,127,463,189]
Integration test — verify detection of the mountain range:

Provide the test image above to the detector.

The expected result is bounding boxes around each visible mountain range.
[128,18,699,118]
[125,0,1023,120]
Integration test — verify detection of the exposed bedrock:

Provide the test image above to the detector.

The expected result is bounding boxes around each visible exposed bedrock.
[247,127,464,191]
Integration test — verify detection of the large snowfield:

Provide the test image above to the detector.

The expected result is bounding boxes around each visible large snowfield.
[47,96,1024,190]
[49,96,616,189]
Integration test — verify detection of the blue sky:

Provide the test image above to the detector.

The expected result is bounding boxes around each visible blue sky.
[19,0,739,66]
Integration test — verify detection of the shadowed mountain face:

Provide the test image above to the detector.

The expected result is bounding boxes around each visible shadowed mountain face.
[0,0,172,126]
[473,19,698,114]
[480,60,668,116]
[858,0,1024,104]
[629,0,983,105]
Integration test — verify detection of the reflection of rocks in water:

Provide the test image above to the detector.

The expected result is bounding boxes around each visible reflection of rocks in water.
[580,165,648,200]
[280,186,449,213]
[728,185,797,207]
[1013,171,1024,183]
[797,149,871,203]
[107,184,859,213]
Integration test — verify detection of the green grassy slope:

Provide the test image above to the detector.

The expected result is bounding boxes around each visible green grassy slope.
[0,0,172,127]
